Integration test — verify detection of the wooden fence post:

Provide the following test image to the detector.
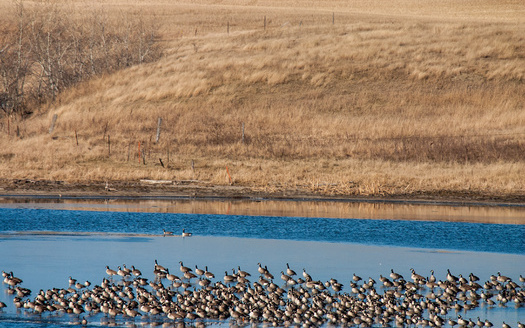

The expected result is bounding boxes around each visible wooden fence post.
[156,117,162,143]
[48,114,58,134]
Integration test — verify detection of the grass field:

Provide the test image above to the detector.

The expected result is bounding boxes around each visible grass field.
[1,0,524,200]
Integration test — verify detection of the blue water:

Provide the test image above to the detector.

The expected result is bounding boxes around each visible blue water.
[1,208,524,254]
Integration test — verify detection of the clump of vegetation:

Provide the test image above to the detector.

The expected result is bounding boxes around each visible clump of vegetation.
[0,0,162,117]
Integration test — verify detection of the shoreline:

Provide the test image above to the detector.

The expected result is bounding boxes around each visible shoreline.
[1,179,525,208]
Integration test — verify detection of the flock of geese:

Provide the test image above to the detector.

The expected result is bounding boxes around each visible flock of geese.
[1,264,524,328]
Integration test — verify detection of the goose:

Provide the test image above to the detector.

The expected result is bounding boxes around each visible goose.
[5,272,23,286]
[154,260,167,272]
[182,229,192,237]
[122,264,132,275]
[264,266,274,280]
[195,265,205,276]
[457,315,467,326]
[446,269,458,283]
[484,320,493,327]
[427,270,436,283]
[281,271,291,282]
[390,269,402,281]
[131,266,142,276]
[353,273,362,282]
[223,271,235,283]
[105,266,117,277]
[497,272,510,282]
[286,263,297,276]
[163,229,174,236]
[257,263,266,274]
[117,266,129,278]
[68,276,77,285]
[237,266,251,277]
[204,266,215,279]
[502,322,511,328]
[303,268,312,282]
[469,273,480,282]
[179,261,191,273]
[0,301,6,309]
[166,269,179,282]
[410,268,424,281]
[184,271,197,280]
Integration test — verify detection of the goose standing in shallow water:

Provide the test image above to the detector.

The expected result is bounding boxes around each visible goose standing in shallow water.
[105,266,117,278]
[182,229,192,237]
[163,229,174,236]
[286,263,297,276]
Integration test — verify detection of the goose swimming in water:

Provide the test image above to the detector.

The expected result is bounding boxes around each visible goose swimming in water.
[182,229,192,237]
[163,229,174,236]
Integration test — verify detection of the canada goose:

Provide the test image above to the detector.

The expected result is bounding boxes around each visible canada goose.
[182,229,192,237]
[286,263,297,276]
[105,266,117,277]
[469,273,480,282]
[502,322,511,328]
[0,301,6,309]
[163,229,174,236]
[410,268,426,283]
[280,271,291,282]
[184,271,197,280]
[237,266,251,277]
[390,269,402,281]
[166,269,179,281]
[497,272,510,282]
[257,263,266,274]
[457,316,467,326]
[117,266,129,278]
[484,320,493,327]
[194,265,205,276]
[224,271,235,283]
[4,272,23,286]
[353,273,362,282]
[303,268,312,281]
[264,266,274,280]
[179,261,191,273]
[154,260,167,272]
[131,265,142,276]
[447,269,458,283]
[204,266,215,279]
[427,270,436,283]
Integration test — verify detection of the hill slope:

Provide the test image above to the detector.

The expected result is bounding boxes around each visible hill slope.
[1,0,524,200]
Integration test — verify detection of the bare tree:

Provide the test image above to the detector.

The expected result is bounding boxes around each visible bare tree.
[0,0,163,118]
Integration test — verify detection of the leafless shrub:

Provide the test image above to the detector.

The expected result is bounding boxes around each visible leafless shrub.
[0,0,163,116]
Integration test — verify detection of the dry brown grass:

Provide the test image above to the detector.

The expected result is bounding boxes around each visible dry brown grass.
[1,0,524,199]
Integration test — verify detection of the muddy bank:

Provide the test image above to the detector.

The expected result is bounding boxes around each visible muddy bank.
[0,178,524,206]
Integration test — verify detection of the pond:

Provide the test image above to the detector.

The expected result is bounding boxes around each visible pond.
[0,197,524,328]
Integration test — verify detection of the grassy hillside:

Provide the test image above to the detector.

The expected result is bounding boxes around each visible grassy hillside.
[1,0,524,199]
